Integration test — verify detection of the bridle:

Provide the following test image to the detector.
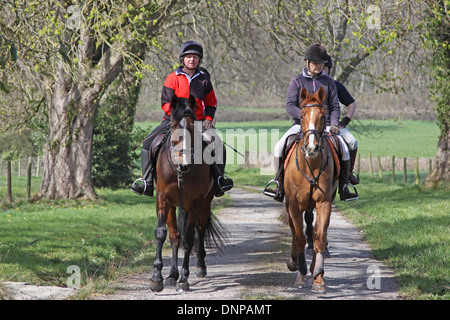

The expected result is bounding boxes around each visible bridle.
[295,103,330,211]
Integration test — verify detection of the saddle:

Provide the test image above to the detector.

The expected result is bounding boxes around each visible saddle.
[149,131,171,175]
[282,133,341,179]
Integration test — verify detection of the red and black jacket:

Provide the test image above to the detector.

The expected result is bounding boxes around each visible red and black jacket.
[161,67,217,121]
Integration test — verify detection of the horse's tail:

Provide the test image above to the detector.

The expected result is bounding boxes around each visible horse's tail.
[204,212,229,253]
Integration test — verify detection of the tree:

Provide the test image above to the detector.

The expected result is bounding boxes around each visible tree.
[424,0,450,186]
[0,0,178,199]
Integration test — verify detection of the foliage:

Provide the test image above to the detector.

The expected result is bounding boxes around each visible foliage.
[0,186,157,296]
[423,0,450,136]
[91,75,143,189]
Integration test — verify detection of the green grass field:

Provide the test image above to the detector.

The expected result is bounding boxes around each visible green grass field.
[0,119,447,299]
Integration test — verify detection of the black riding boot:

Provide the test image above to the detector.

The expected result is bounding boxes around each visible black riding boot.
[211,163,234,197]
[339,160,358,201]
[263,157,285,203]
[131,148,154,197]
[349,148,360,185]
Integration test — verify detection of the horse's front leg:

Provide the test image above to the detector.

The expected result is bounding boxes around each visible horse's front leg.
[165,206,180,287]
[150,193,168,292]
[310,201,331,293]
[286,199,308,288]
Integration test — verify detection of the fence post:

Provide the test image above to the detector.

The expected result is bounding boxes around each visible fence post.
[27,161,32,201]
[377,155,383,179]
[415,157,419,185]
[403,157,407,183]
[7,160,12,203]
[369,152,373,177]
[391,156,395,183]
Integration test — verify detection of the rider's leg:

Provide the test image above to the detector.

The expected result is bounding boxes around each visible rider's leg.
[263,156,285,202]
[336,135,358,201]
[263,124,300,202]
[131,120,170,196]
[340,128,359,185]
[349,148,360,185]
[131,148,154,196]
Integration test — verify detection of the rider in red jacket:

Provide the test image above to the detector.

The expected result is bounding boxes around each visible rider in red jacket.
[131,41,233,197]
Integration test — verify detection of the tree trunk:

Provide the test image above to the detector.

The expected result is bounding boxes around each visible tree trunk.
[39,65,101,200]
[425,129,450,186]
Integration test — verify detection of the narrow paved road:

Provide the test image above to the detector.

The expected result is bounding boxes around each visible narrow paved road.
[95,187,399,300]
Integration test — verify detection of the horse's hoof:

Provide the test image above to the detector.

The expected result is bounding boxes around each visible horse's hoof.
[294,272,306,289]
[311,283,326,293]
[287,258,297,272]
[177,281,190,292]
[195,266,207,278]
[165,277,177,287]
[149,279,164,292]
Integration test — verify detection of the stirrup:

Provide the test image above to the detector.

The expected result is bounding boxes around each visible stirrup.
[343,184,358,201]
[218,175,233,192]
[263,179,280,198]
[131,178,148,195]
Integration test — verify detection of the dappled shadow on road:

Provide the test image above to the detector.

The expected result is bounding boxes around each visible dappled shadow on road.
[96,188,399,300]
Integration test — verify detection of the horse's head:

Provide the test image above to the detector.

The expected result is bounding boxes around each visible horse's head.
[170,95,197,173]
[299,87,326,159]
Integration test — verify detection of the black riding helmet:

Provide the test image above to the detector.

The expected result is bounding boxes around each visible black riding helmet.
[304,44,328,64]
[179,41,203,59]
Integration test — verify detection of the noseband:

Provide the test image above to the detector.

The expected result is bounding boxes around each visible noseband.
[299,104,327,155]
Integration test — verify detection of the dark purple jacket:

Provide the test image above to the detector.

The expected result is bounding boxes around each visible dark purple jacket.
[286,68,340,127]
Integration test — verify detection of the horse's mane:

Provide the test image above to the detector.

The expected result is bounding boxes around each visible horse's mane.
[171,97,197,122]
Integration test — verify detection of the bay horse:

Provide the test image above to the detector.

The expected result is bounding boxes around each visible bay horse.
[283,87,338,293]
[149,95,226,292]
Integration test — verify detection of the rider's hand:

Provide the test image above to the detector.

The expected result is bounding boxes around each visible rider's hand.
[339,116,351,128]
[203,119,213,130]
[329,125,340,135]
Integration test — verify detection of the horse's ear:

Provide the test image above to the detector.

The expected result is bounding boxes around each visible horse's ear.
[300,87,309,100]
[188,95,197,110]
[170,95,179,110]
[317,87,325,102]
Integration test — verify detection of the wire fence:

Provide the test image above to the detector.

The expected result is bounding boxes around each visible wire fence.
[0,154,434,203]
[0,156,44,177]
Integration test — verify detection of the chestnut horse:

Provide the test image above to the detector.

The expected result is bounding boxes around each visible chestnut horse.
[149,95,226,292]
[284,87,338,293]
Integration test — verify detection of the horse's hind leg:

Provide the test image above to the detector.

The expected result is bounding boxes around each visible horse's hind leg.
[305,210,314,253]
[195,226,207,278]
[177,221,195,292]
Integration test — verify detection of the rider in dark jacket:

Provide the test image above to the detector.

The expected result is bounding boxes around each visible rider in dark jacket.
[264,44,358,202]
